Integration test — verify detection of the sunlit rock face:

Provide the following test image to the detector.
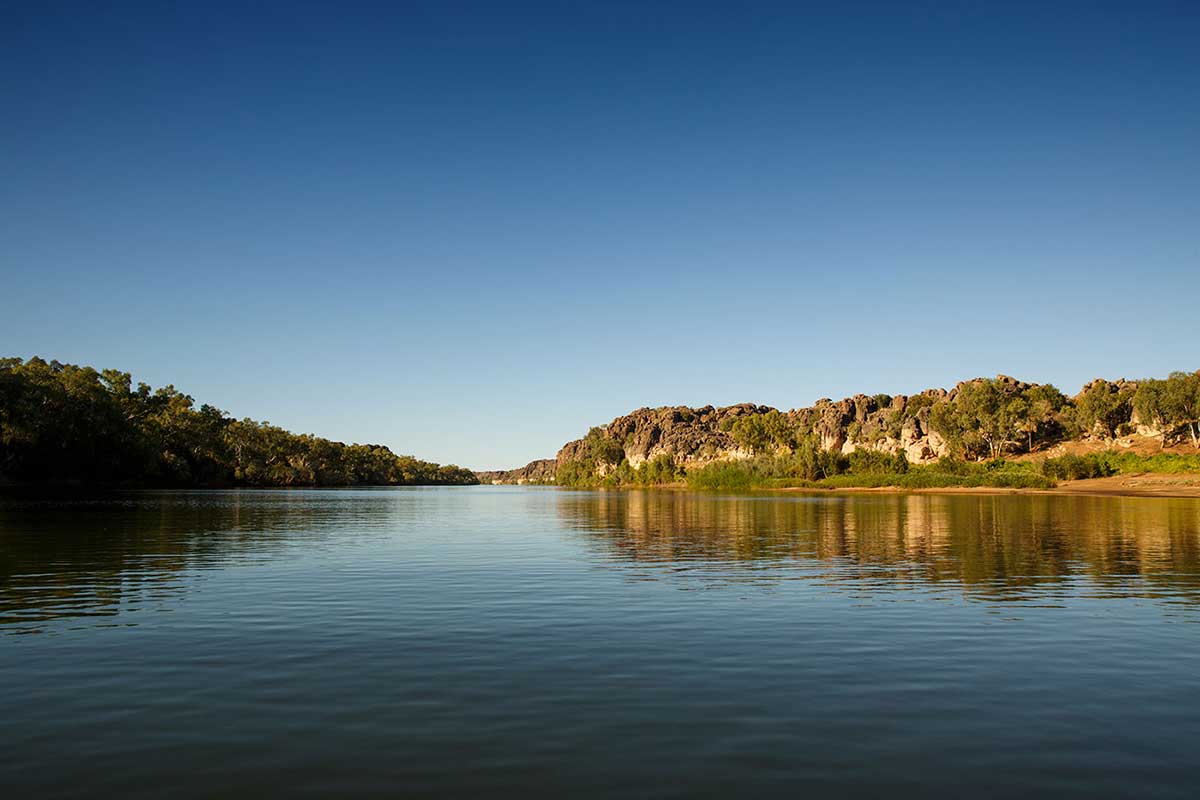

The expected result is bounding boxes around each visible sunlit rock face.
[483,373,1187,482]
[475,458,558,485]
[596,404,767,469]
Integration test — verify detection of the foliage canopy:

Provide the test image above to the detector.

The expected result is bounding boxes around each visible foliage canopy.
[0,357,478,487]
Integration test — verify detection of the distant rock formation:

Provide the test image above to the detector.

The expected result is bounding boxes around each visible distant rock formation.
[556,404,763,471]
[479,372,1194,484]
[476,458,558,485]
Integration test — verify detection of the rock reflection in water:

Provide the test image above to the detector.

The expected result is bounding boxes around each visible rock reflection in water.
[558,490,1200,604]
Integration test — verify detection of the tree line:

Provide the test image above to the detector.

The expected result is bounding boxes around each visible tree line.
[0,357,478,487]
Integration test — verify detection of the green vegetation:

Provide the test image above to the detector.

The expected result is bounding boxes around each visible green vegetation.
[559,442,1200,493]
[0,357,478,487]
[1132,372,1200,449]
[684,450,1200,491]
[1072,379,1132,438]
[686,453,1054,490]
[558,451,683,488]
[929,381,1071,460]
[723,410,797,454]
[1037,451,1200,480]
[562,448,1200,492]
[556,427,633,486]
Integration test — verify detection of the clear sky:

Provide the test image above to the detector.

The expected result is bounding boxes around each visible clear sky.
[3,1,1198,469]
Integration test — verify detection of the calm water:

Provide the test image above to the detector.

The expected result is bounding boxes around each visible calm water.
[3,488,1200,798]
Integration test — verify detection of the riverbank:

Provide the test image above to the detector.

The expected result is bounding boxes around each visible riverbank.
[1054,473,1200,497]
[768,472,1200,498]
[545,472,1200,498]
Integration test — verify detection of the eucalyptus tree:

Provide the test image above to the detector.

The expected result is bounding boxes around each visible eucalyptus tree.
[1134,372,1200,449]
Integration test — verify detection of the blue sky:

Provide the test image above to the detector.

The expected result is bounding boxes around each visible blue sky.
[3,1,1198,469]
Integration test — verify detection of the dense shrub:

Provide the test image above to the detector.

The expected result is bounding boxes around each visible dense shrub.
[1038,454,1114,480]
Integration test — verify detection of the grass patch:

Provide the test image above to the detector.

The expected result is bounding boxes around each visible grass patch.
[1038,451,1200,480]
[685,456,1056,491]
[602,450,1200,492]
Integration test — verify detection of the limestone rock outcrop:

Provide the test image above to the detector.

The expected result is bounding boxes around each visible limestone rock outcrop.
[481,372,1186,483]
[475,458,558,485]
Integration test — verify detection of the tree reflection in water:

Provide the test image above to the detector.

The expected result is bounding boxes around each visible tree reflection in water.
[557,490,1200,604]
[0,489,406,632]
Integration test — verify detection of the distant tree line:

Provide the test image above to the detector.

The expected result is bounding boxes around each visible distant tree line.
[0,357,478,487]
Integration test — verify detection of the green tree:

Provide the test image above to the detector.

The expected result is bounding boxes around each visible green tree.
[1020,384,1067,452]
[929,379,1034,459]
[1166,372,1200,449]
[1135,372,1200,449]
[1074,380,1131,438]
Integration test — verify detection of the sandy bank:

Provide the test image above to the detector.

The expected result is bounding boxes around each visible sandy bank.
[1051,473,1200,498]
[770,473,1200,499]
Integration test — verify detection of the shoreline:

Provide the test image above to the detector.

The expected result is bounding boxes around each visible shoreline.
[771,473,1200,499]
[522,471,1200,499]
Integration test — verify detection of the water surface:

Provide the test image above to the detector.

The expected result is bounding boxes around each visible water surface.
[3,487,1200,798]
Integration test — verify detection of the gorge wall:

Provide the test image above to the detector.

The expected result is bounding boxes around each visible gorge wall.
[478,373,1186,484]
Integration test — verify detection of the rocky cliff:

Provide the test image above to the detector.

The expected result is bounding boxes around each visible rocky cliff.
[476,458,558,485]
[555,388,956,473]
[480,372,1183,484]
